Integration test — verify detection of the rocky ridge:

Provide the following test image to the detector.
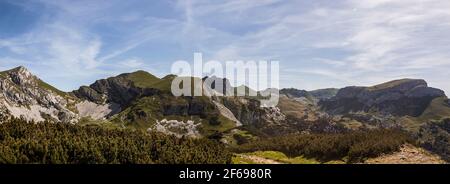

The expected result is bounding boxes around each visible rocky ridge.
[1,66,449,160]
[0,66,77,123]
[319,79,446,116]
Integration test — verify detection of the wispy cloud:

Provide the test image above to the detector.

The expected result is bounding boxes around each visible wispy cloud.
[174,0,450,93]
[0,0,182,90]
[1,0,449,94]
[119,58,144,68]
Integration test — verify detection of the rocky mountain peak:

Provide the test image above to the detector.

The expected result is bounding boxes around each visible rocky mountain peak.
[320,78,446,117]
[367,79,427,92]
[12,65,29,73]
[2,66,37,86]
[0,66,78,123]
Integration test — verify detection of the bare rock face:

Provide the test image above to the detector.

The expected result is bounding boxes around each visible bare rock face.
[0,66,78,123]
[71,72,161,120]
[9,66,34,85]
[148,119,201,138]
[72,86,104,103]
[89,76,140,106]
[219,97,295,136]
[75,101,121,120]
[320,79,446,117]
[213,101,242,126]
[76,77,137,106]
[72,73,159,108]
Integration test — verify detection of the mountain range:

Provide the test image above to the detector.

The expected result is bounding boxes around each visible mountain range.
[0,66,449,161]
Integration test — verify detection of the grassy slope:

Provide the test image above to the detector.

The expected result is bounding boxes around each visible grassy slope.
[110,96,164,130]
[110,94,237,136]
[235,146,446,164]
[247,151,321,164]
[151,76,173,92]
[222,129,256,146]
[199,115,236,135]
[417,97,450,121]
[277,96,314,120]
[233,151,327,164]
[367,79,417,91]
[309,88,339,98]
[125,70,161,88]
[401,97,450,131]
[111,72,238,133]
[81,72,219,130]
[37,79,69,98]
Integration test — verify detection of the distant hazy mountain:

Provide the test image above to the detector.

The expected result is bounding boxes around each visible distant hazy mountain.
[320,79,446,116]
[280,88,339,101]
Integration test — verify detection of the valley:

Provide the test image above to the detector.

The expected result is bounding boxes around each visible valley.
[0,66,449,164]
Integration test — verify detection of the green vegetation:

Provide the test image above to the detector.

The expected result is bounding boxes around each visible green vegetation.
[367,79,416,91]
[0,71,7,78]
[417,118,450,161]
[232,151,321,164]
[231,155,258,164]
[416,97,450,122]
[0,118,232,164]
[323,160,346,164]
[277,96,314,120]
[400,97,450,132]
[233,129,413,163]
[151,79,172,92]
[125,70,161,89]
[111,94,236,137]
[222,129,256,146]
[247,151,320,164]
[340,120,364,130]
[78,117,122,129]
[199,115,236,136]
[111,96,162,129]
[147,75,205,94]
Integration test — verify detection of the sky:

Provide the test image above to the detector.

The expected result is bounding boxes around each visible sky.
[0,0,449,95]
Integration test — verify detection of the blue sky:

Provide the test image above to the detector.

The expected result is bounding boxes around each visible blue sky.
[0,0,449,94]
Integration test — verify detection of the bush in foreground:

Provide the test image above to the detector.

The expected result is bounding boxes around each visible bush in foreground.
[0,118,231,164]
[233,129,413,163]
